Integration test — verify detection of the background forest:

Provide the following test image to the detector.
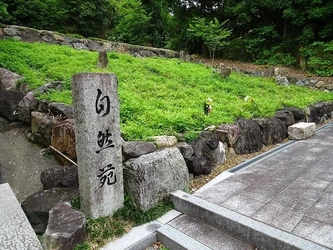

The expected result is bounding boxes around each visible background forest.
[0,0,332,75]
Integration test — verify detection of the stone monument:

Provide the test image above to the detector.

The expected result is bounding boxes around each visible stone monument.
[72,73,123,218]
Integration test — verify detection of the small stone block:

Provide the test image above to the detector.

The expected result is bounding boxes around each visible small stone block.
[288,122,315,140]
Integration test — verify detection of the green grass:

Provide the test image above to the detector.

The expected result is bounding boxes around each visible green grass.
[1,39,333,140]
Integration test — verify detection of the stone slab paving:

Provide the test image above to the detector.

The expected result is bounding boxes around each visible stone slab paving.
[195,124,333,249]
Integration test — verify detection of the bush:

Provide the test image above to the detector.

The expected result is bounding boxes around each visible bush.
[255,47,296,67]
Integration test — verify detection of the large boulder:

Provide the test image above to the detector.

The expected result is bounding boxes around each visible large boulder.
[43,202,85,250]
[51,119,76,165]
[0,68,23,90]
[283,107,305,122]
[0,90,24,121]
[124,147,188,211]
[41,165,78,190]
[198,131,219,150]
[305,105,318,123]
[176,142,194,160]
[47,102,74,119]
[253,117,287,146]
[275,110,295,127]
[20,30,42,42]
[21,188,79,234]
[288,122,316,140]
[30,111,57,147]
[151,135,178,148]
[122,141,156,160]
[234,119,262,154]
[0,117,10,132]
[17,92,39,124]
[216,123,239,147]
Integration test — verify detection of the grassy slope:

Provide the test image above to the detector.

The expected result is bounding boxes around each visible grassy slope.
[1,39,333,140]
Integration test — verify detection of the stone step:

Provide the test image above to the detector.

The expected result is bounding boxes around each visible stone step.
[170,190,329,250]
[157,214,253,250]
[0,183,43,250]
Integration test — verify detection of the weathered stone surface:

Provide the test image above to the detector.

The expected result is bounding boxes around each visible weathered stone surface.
[0,68,23,90]
[275,75,289,86]
[296,80,306,86]
[34,81,63,94]
[234,119,262,154]
[216,124,239,146]
[43,202,85,250]
[288,122,315,140]
[21,188,79,234]
[151,135,178,148]
[198,131,219,150]
[51,119,76,165]
[315,80,326,89]
[0,183,43,250]
[325,83,333,91]
[0,117,10,132]
[97,50,109,68]
[0,90,24,121]
[72,43,88,50]
[283,107,305,121]
[41,35,54,43]
[254,117,287,146]
[87,40,102,51]
[122,141,156,160]
[52,33,64,42]
[47,102,74,119]
[262,68,275,77]
[274,67,289,76]
[305,106,319,123]
[211,142,226,165]
[0,28,3,37]
[176,142,194,160]
[38,99,49,113]
[72,73,123,218]
[124,147,188,211]
[275,110,295,127]
[3,27,19,36]
[41,165,78,190]
[20,30,42,42]
[217,67,232,78]
[17,92,39,124]
[30,111,57,147]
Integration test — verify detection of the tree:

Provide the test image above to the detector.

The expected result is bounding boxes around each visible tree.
[0,2,9,22]
[188,17,231,65]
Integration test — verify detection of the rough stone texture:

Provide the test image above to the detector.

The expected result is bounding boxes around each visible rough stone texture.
[17,92,39,124]
[52,33,65,42]
[288,122,316,140]
[47,102,74,119]
[0,117,10,132]
[217,67,231,78]
[234,119,262,154]
[43,202,85,250]
[51,119,76,165]
[30,111,57,147]
[198,131,219,150]
[283,107,305,121]
[0,89,24,121]
[216,124,239,147]
[97,50,109,68]
[20,30,42,42]
[211,142,226,165]
[122,141,156,160]
[72,73,123,219]
[315,80,326,89]
[275,110,295,127]
[124,147,188,211]
[0,183,43,250]
[34,81,63,94]
[3,27,19,36]
[87,40,102,51]
[275,75,289,86]
[72,43,88,50]
[176,142,194,160]
[305,106,319,123]
[253,117,287,146]
[21,188,79,234]
[152,135,178,148]
[41,165,78,190]
[0,68,23,90]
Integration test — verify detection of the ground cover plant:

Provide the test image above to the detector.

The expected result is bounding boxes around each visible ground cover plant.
[1,39,333,141]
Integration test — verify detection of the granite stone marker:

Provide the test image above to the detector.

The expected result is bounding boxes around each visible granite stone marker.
[72,73,123,218]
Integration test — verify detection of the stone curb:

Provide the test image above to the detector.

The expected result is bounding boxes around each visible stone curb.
[170,190,329,250]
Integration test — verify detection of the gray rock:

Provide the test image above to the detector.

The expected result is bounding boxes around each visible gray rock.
[0,90,24,121]
[198,131,219,150]
[20,30,42,42]
[41,165,78,190]
[47,102,74,119]
[3,28,19,36]
[254,117,287,146]
[288,122,315,140]
[283,107,305,121]
[151,135,178,148]
[217,67,232,78]
[122,141,156,160]
[216,123,239,147]
[43,202,85,250]
[138,50,156,57]
[124,147,188,211]
[87,40,102,51]
[176,142,194,160]
[97,50,109,68]
[72,43,88,50]
[21,188,79,234]
[315,80,326,89]
[275,110,295,127]
[305,106,318,123]
[34,81,63,94]
[275,75,289,86]
[0,117,10,132]
[41,35,54,43]
[17,92,39,124]
[30,111,57,147]
[0,68,23,90]
[211,142,226,165]
[234,119,262,154]
[296,80,305,86]
[37,99,49,113]
[262,68,275,77]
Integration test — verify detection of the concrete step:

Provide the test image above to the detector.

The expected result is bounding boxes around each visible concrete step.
[170,190,329,250]
[157,214,253,250]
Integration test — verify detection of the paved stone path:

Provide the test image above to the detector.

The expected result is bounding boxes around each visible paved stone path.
[195,123,333,249]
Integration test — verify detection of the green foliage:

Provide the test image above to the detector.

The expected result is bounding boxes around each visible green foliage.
[300,41,333,76]
[255,47,296,67]
[1,40,332,142]
[113,195,173,226]
[188,17,231,65]
[0,2,9,22]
